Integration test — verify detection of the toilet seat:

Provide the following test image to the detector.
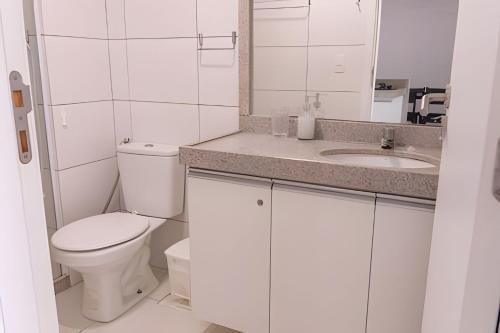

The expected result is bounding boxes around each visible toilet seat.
[51,212,149,252]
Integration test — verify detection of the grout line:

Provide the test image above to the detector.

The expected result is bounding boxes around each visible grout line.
[254,88,361,93]
[155,292,173,305]
[122,0,134,142]
[196,0,201,143]
[305,4,311,95]
[104,0,119,154]
[254,43,365,48]
[41,34,108,40]
[56,155,117,172]
[49,99,113,107]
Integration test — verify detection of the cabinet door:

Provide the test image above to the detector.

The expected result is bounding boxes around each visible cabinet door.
[188,173,271,333]
[367,198,435,333]
[271,184,375,333]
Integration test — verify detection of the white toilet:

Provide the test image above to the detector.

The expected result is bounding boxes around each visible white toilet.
[50,142,185,322]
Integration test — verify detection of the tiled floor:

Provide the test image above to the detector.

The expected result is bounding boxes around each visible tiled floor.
[56,268,239,333]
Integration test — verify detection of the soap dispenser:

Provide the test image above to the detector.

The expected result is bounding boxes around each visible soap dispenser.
[297,96,316,140]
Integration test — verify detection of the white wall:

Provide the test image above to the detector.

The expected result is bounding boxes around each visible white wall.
[422,0,500,331]
[36,0,240,273]
[252,0,377,120]
[377,0,458,89]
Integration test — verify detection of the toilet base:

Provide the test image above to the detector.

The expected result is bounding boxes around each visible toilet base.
[80,245,158,322]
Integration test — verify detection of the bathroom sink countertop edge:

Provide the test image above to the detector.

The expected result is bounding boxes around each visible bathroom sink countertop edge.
[179,132,441,200]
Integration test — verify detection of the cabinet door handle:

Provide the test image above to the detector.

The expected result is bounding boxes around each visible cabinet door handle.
[257,199,264,206]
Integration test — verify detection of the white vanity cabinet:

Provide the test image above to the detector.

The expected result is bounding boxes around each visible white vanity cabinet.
[188,170,435,333]
[270,183,375,333]
[367,198,435,333]
[188,172,272,333]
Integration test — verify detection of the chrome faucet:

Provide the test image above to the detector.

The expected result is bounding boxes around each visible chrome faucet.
[381,127,395,149]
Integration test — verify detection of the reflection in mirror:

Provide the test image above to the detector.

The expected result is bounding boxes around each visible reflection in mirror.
[251,0,459,126]
[373,0,458,125]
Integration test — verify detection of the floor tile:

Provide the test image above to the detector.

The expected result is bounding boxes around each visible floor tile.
[56,283,95,332]
[84,298,209,333]
[148,267,171,302]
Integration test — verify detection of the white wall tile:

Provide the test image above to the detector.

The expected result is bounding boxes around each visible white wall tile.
[130,102,199,146]
[308,91,362,120]
[308,0,368,46]
[199,105,239,142]
[52,101,116,170]
[253,46,307,91]
[109,40,129,100]
[253,90,306,116]
[40,0,107,38]
[307,45,365,92]
[58,158,119,225]
[125,0,196,38]
[149,220,189,269]
[106,0,126,39]
[253,7,309,47]
[44,37,112,104]
[127,39,198,104]
[199,38,239,106]
[114,101,132,145]
[197,0,238,37]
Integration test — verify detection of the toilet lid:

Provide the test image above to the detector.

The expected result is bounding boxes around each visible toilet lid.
[51,212,149,252]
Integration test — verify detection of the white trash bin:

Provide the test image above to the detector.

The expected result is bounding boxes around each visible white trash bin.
[165,238,191,303]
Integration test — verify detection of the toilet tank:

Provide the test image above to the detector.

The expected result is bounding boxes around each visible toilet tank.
[117,142,185,218]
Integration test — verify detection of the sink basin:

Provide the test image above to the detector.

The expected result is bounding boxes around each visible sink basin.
[320,150,437,169]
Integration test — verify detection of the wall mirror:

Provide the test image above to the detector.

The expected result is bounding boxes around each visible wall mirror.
[251,0,459,125]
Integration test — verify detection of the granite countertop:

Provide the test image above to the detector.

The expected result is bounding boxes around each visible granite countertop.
[179,132,442,200]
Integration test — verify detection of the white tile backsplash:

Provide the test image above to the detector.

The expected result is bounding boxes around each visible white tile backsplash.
[199,105,239,142]
[125,0,197,38]
[127,39,198,104]
[253,46,307,91]
[58,157,119,225]
[44,37,112,105]
[199,38,239,106]
[307,45,365,92]
[113,101,132,145]
[130,102,199,146]
[40,0,108,38]
[309,91,362,120]
[253,7,309,47]
[197,0,239,37]
[105,0,126,39]
[109,40,130,100]
[52,102,116,170]
[253,90,306,116]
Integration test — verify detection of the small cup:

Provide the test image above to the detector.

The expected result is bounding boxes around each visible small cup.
[271,108,289,137]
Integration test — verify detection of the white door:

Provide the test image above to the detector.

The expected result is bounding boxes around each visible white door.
[271,183,375,333]
[422,0,500,332]
[367,198,435,333]
[0,1,58,332]
[188,171,272,333]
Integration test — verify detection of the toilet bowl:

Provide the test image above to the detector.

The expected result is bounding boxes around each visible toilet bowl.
[51,212,165,322]
[50,142,185,322]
